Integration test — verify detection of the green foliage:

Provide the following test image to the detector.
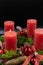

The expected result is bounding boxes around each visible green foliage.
[0,62,4,65]
[18,36,26,46]
[26,38,33,45]
[37,50,43,55]
[0,35,4,43]
[0,50,17,59]
[18,36,33,46]
[28,63,32,65]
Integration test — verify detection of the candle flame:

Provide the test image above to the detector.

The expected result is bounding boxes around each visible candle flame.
[10,29,11,32]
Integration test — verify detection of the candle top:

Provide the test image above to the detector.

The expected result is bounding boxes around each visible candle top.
[4,21,14,25]
[35,28,43,34]
[4,31,17,37]
[27,19,37,23]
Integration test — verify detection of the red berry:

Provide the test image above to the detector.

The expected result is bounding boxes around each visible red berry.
[25,48,27,52]
[31,58,34,62]
[20,31,25,35]
[31,45,36,52]
[2,42,5,49]
[0,50,3,54]
[28,48,32,54]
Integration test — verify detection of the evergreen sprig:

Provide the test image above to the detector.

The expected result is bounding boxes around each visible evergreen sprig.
[0,62,4,65]
[0,35,4,43]
[37,50,43,55]
[28,62,32,65]
[0,50,17,59]
[18,36,33,47]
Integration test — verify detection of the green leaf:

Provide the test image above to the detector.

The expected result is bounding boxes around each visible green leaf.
[37,50,43,55]
[0,35,4,43]
[0,54,2,58]
[26,38,33,45]
[0,50,17,59]
[28,63,32,65]
[18,36,26,46]
[4,50,16,59]
[0,62,4,65]
[2,54,6,58]
[9,50,16,55]
[17,36,33,47]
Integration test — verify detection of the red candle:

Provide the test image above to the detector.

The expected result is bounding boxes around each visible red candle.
[4,31,17,50]
[34,28,43,50]
[27,19,37,38]
[4,21,14,31]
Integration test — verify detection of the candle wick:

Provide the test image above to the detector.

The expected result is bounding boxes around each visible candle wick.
[10,29,11,32]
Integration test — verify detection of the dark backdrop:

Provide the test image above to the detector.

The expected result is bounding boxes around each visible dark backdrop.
[0,0,43,29]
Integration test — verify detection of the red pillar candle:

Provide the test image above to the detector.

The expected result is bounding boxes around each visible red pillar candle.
[27,19,37,38]
[4,21,14,31]
[34,28,43,50]
[4,31,17,50]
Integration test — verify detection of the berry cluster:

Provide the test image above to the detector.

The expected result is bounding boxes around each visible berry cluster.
[21,43,36,56]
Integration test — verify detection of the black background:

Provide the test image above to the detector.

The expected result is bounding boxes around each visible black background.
[0,0,43,29]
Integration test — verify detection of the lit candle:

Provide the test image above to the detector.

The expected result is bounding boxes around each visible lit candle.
[4,21,14,31]
[34,28,43,50]
[4,31,17,50]
[27,19,37,38]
